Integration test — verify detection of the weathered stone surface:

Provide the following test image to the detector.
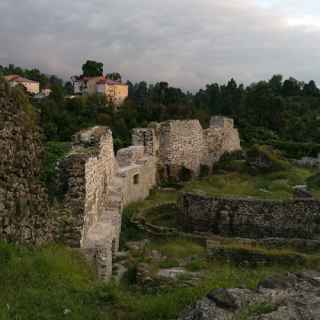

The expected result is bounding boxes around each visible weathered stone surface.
[0,78,51,244]
[179,271,320,320]
[178,193,320,239]
[207,288,238,310]
[132,117,241,181]
[293,185,313,199]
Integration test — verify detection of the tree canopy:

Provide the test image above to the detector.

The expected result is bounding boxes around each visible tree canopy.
[82,60,104,77]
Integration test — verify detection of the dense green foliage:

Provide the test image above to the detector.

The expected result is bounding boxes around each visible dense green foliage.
[32,74,320,157]
[41,141,71,196]
[3,64,320,158]
[0,64,65,91]
[82,60,104,77]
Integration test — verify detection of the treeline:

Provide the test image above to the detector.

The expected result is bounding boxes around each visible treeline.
[0,64,73,93]
[35,75,320,157]
[2,63,320,156]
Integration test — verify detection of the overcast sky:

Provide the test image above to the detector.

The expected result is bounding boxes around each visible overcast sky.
[0,0,319,90]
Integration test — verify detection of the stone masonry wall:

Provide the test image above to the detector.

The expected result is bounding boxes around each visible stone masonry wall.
[202,117,241,166]
[133,117,241,180]
[56,126,158,280]
[54,116,240,280]
[178,193,320,239]
[0,79,51,245]
[117,148,157,207]
[158,120,204,177]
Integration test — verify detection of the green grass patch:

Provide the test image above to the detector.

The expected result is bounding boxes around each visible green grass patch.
[41,141,71,197]
[0,239,317,320]
[183,166,316,199]
[147,238,205,260]
[0,242,114,320]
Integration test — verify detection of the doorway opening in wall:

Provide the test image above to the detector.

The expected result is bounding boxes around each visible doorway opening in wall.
[133,174,139,185]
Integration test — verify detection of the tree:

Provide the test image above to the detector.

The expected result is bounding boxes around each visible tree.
[106,72,122,82]
[282,77,302,96]
[269,74,283,94]
[82,60,103,77]
[302,80,319,97]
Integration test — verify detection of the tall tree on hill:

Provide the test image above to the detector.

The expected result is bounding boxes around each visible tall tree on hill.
[82,60,103,77]
[106,72,122,82]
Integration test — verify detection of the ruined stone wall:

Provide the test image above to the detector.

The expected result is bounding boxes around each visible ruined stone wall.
[117,147,157,206]
[56,127,158,280]
[55,127,117,248]
[132,125,160,157]
[202,117,241,167]
[134,117,241,179]
[0,79,51,245]
[178,193,320,239]
[158,120,204,177]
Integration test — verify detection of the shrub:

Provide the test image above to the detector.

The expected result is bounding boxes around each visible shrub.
[214,150,247,173]
[307,173,320,190]
[199,165,210,178]
[178,166,193,182]
[247,145,290,174]
[254,140,320,159]
[41,141,71,196]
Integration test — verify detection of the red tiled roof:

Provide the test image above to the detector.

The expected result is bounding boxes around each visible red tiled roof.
[4,74,38,84]
[96,78,124,85]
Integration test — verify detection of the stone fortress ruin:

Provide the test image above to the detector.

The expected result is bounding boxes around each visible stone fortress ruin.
[55,117,241,280]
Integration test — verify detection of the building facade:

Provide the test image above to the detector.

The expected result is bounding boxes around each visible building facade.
[4,75,40,95]
[72,75,128,107]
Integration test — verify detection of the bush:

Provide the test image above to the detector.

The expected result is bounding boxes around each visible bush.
[307,173,320,190]
[41,141,71,197]
[254,140,320,159]
[178,166,193,182]
[247,145,290,174]
[199,165,210,178]
[214,151,247,173]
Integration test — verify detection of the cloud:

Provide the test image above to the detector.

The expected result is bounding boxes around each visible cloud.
[1,0,320,90]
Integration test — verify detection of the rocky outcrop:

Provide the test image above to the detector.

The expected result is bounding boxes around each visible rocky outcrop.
[179,271,320,320]
[0,78,51,244]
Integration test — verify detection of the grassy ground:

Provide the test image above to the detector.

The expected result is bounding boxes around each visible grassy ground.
[0,239,311,320]
[0,243,113,320]
[2,163,319,319]
[183,166,317,199]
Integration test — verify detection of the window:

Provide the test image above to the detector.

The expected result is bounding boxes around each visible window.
[133,174,139,185]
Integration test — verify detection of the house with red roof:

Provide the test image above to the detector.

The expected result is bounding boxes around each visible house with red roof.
[4,75,40,95]
[71,75,128,107]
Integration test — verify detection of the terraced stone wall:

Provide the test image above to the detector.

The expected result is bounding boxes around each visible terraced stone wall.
[178,193,320,239]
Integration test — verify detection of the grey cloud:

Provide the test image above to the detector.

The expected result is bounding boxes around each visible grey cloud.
[0,0,320,90]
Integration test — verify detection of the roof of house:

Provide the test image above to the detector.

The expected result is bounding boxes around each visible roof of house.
[96,78,124,85]
[4,75,39,84]
[72,75,126,86]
